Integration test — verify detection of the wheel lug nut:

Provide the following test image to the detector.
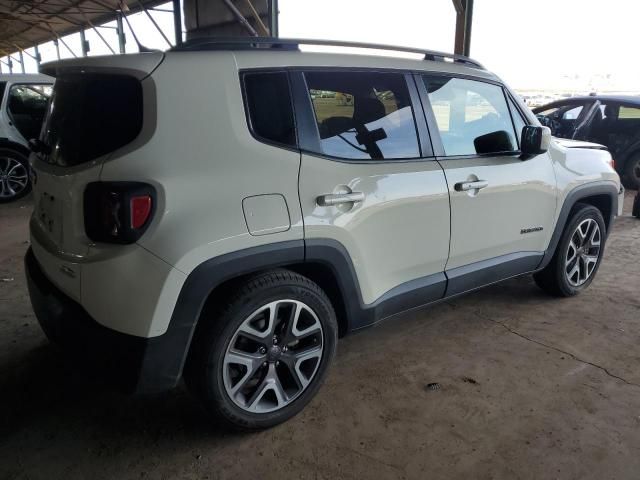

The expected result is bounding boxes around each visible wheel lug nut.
[273,337,278,345]
[259,347,266,354]
[276,361,280,366]
[263,362,267,367]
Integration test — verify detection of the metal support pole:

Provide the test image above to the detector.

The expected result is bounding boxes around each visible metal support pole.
[8,58,13,73]
[269,0,278,37]
[223,0,258,37]
[80,29,89,56]
[137,0,173,47]
[58,36,78,58]
[463,0,473,56]
[34,45,41,67]
[453,0,473,56]
[54,39,61,59]
[19,50,25,73]
[172,0,182,45]
[116,14,126,53]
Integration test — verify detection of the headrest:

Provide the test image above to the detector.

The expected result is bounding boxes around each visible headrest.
[353,97,386,126]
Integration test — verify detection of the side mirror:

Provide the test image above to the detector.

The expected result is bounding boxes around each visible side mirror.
[520,125,551,159]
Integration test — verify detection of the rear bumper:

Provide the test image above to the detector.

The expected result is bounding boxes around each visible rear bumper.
[25,247,182,394]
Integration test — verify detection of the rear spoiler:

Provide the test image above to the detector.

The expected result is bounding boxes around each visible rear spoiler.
[40,52,165,80]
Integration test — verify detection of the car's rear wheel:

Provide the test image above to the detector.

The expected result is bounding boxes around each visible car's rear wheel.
[0,148,31,203]
[185,269,338,431]
[534,204,606,297]
[623,153,640,190]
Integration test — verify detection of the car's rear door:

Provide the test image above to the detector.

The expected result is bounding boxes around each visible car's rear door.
[293,70,450,329]
[418,74,556,295]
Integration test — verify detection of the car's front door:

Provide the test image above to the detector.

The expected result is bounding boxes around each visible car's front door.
[293,70,451,327]
[419,75,556,295]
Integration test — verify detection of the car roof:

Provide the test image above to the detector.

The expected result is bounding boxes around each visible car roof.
[0,73,54,83]
[169,37,500,83]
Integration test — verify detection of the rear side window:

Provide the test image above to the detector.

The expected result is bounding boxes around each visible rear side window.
[424,76,518,156]
[42,74,142,167]
[619,106,640,119]
[304,71,420,160]
[243,71,296,148]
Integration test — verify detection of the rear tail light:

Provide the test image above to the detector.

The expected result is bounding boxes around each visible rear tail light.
[608,158,616,170]
[84,182,156,244]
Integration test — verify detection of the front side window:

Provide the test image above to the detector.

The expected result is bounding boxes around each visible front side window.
[304,71,420,160]
[7,83,52,141]
[507,97,527,147]
[424,76,518,156]
[243,71,296,147]
[562,105,583,120]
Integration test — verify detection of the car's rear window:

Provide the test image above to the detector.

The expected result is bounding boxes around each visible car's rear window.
[42,74,142,167]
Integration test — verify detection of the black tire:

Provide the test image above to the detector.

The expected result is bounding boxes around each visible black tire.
[0,148,31,203]
[185,269,338,431]
[632,191,640,218]
[534,203,606,297]
[622,153,640,190]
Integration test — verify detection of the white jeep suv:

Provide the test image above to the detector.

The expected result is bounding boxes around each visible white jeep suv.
[0,74,53,202]
[25,39,621,430]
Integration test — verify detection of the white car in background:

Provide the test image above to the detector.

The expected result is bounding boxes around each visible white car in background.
[0,74,53,202]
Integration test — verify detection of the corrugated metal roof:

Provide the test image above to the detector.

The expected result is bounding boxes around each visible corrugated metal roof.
[0,0,165,56]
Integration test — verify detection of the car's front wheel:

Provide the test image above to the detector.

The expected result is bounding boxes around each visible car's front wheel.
[534,204,606,297]
[0,148,31,203]
[185,270,338,431]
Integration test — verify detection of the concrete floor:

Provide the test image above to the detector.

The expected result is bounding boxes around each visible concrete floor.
[1,191,639,480]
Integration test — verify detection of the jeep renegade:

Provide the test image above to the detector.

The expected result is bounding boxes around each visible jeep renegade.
[25,38,622,430]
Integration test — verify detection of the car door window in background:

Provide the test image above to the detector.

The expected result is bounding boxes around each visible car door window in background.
[424,77,517,156]
[535,103,587,138]
[562,105,583,120]
[304,71,420,160]
[7,84,51,141]
[619,106,640,119]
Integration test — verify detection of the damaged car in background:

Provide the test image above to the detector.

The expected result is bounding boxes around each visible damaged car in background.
[534,95,640,189]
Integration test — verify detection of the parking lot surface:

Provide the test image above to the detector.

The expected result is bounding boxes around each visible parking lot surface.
[1,191,639,480]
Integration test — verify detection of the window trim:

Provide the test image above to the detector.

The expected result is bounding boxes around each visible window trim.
[239,69,300,152]
[418,73,522,159]
[291,68,432,164]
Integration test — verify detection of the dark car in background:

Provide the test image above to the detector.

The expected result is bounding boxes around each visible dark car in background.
[534,95,640,189]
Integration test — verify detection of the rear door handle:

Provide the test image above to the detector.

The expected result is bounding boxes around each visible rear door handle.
[317,192,365,206]
[454,180,489,192]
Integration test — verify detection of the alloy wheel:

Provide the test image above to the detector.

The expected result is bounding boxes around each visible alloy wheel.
[565,218,601,287]
[223,299,324,413]
[0,156,29,200]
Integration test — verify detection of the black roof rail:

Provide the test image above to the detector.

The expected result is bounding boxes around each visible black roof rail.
[171,37,485,70]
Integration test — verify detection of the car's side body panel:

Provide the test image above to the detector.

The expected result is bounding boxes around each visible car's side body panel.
[436,154,557,269]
